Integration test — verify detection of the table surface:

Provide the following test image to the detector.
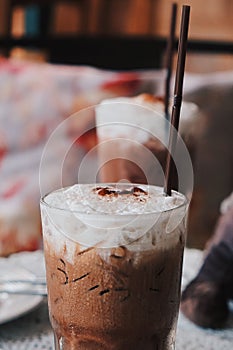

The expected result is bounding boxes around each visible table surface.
[0,249,233,350]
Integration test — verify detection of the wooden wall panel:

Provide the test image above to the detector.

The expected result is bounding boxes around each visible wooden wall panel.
[153,0,233,41]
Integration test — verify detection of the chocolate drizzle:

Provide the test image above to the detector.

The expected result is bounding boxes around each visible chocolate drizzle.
[88,284,99,291]
[57,259,69,284]
[99,289,110,296]
[72,272,90,283]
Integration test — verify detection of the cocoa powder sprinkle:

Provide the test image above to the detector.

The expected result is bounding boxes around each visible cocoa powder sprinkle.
[93,186,148,197]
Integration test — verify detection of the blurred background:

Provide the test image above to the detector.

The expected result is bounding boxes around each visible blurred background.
[0,0,233,71]
[0,0,232,255]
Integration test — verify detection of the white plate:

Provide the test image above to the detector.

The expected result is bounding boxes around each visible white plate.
[0,251,45,324]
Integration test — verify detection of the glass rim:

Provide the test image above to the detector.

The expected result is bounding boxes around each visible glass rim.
[40,183,188,217]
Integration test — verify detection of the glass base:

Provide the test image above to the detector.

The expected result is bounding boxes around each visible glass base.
[53,331,176,350]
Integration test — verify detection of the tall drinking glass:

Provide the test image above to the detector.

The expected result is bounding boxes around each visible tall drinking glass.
[40,183,188,349]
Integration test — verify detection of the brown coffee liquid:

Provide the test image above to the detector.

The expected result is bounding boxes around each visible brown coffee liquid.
[44,237,184,350]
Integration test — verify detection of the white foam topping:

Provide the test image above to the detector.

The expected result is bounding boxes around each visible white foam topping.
[44,183,185,215]
[41,184,187,261]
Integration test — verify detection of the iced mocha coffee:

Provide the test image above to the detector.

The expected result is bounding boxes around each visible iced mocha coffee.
[41,183,187,349]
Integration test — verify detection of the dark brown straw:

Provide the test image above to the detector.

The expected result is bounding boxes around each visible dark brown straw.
[164,3,177,121]
[164,5,190,196]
